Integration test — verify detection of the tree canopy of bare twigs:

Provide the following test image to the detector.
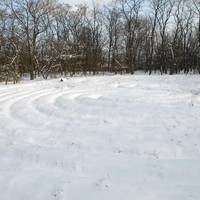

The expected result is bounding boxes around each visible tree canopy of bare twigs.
[0,0,200,83]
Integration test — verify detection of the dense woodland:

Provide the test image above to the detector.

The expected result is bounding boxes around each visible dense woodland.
[0,0,200,83]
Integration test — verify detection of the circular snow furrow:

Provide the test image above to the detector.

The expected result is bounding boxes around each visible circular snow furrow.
[31,91,70,119]
[7,88,56,127]
[0,85,21,93]
[54,91,102,109]
[31,90,86,119]
[191,92,200,106]
[0,88,50,114]
[32,89,103,123]
[0,91,19,98]
[129,88,192,105]
[0,89,40,104]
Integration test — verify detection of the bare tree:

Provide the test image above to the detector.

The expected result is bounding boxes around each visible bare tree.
[118,0,143,74]
[2,0,56,80]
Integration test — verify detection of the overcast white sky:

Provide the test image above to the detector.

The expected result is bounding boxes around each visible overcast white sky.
[62,0,111,7]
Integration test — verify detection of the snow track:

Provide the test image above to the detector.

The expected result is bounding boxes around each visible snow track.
[0,75,200,200]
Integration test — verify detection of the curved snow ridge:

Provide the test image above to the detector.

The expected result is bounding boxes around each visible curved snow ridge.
[0,89,39,103]
[0,89,55,128]
[190,90,200,106]
[52,91,103,114]
[111,82,138,88]
[194,96,200,105]
[31,90,76,119]
[9,89,59,127]
[148,92,192,104]
[125,89,192,105]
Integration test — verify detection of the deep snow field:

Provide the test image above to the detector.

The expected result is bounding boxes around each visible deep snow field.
[0,75,200,200]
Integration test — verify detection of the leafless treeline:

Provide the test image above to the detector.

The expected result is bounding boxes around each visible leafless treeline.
[0,0,200,83]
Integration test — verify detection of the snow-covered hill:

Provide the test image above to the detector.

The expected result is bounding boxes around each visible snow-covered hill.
[0,75,200,200]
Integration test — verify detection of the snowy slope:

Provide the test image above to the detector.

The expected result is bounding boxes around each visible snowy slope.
[0,75,200,200]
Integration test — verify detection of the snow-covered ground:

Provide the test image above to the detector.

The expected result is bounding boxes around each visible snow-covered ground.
[0,75,200,200]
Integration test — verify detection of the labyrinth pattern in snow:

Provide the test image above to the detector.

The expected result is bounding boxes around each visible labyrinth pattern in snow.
[0,75,200,200]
